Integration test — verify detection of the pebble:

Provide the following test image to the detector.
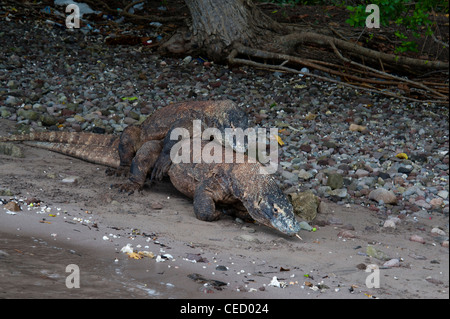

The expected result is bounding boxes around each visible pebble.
[431,227,446,236]
[383,219,397,229]
[327,173,343,189]
[290,191,320,221]
[215,265,228,271]
[366,245,390,261]
[398,166,413,174]
[409,235,425,244]
[0,16,448,239]
[383,258,400,268]
[236,234,260,243]
[429,198,443,208]
[349,123,367,132]
[151,202,163,210]
[414,199,431,209]
[299,221,313,231]
[337,230,356,238]
[3,201,21,212]
[355,169,370,178]
[437,190,448,199]
[328,188,348,198]
[62,176,80,184]
[368,188,397,205]
[298,169,313,180]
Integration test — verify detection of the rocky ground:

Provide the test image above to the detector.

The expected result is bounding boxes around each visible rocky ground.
[0,5,448,299]
[0,15,448,220]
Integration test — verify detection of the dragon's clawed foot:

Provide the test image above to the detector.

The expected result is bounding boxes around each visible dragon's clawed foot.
[105,166,129,177]
[110,181,142,195]
[150,159,171,182]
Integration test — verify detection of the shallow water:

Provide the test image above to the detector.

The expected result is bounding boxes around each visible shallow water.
[0,232,177,299]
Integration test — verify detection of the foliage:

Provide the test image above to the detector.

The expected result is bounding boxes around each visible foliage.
[257,0,448,53]
[344,0,448,53]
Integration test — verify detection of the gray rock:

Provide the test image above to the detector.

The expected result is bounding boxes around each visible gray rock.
[298,169,313,180]
[299,221,313,231]
[415,199,431,209]
[383,258,400,267]
[281,170,298,183]
[355,169,370,178]
[317,186,332,197]
[383,219,397,228]
[437,190,448,199]
[5,96,19,106]
[328,188,348,198]
[404,185,425,197]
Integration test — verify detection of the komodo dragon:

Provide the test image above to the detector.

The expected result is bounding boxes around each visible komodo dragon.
[3,138,301,237]
[167,139,302,236]
[0,100,248,192]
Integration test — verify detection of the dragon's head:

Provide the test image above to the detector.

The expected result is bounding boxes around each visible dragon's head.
[244,180,301,236]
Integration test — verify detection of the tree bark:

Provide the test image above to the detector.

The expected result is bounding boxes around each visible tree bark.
[180,0,283,61]
[156,0,447,102]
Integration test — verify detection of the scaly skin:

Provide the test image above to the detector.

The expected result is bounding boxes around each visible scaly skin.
[167,139,301,236]
[114,100,248,193]
[0,132,120,167]
[1,100,249,193]
[2,139,300,236]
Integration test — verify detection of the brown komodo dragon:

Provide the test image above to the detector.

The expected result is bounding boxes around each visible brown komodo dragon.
[0,100,248,192]
[166,139,302,236]
[1,138,301,236]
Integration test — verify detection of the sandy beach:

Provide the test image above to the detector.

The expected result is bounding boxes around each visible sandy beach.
[1,119,448,299]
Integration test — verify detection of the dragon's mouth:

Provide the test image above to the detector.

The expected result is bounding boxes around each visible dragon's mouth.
[249,209,301,236]
[270,217,301,236]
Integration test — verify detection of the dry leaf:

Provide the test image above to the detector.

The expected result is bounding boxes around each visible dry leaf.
[127,252,143,260]
[275,135,285,146]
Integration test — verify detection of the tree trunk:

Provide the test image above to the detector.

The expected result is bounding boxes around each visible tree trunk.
[155,0,447,103]
[161,0,283,61]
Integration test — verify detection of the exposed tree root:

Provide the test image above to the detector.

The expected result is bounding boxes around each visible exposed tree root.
[277,32,448,72]
[228,43,448,104]
[74,0,450,103]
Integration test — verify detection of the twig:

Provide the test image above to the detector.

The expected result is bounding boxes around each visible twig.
[279,32,449,71]
[228,46,448,104]
[431,33,449,48]
[328,40,448,100]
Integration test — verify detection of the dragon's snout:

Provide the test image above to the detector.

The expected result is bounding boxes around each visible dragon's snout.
[252,200,301,236]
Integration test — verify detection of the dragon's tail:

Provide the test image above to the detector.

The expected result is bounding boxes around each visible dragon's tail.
[0,131,119,148]
[23,141,120,168]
